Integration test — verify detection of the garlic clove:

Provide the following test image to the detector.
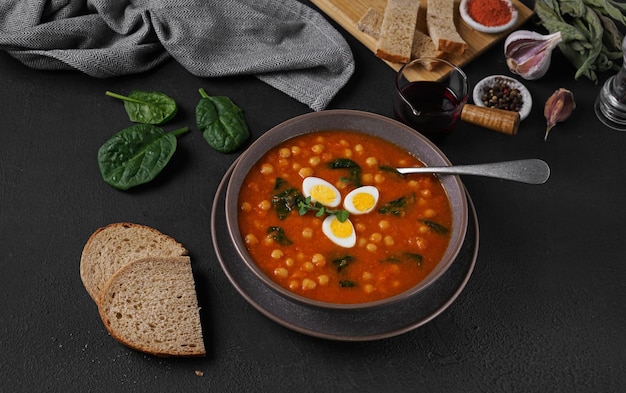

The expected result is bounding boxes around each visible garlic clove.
[504,30,562,80]
[544,88,575,140]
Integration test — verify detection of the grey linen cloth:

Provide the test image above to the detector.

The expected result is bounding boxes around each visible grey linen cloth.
[0,0,355,111]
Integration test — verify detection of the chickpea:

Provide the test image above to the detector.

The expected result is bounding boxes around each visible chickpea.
[312,253,326,267]
[365,157,378,167]
[274,267,288,279]
[383,235,394,246]
[303,261,315,272]
[298,167,314,178]
[317,275,330,286]
[378,220,390,230]
[309,156,321,166]
[258,200,271,211]
[424,209,436,218]
[278,147,292,158]
[271,249,284,259]
[366,243,377,252]
[374,173,385,184]
[302,278,317,291]
[260,163,274,175]
[245,234,258,246]
[363,284,375,294]
[302,227,313,239]
[291,146,301,155]
[285,258,295,267]
[240,202,252,212]
[354,144,364,153]
[362,173,373,185]
[311,144,325,154]
[369,233,382,243]
[289,280,299,290]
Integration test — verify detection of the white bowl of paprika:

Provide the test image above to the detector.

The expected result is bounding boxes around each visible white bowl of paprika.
[459,0,518,34]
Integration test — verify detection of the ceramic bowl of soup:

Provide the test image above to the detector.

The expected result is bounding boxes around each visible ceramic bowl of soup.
[224,110,468,310]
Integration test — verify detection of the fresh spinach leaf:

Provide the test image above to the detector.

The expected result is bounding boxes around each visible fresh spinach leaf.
[266,226,293,246]
[196,88,250,153]
[105,90,178,125]
[97,124,189,190]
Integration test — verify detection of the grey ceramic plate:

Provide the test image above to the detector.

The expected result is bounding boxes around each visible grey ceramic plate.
[211,161,479,341]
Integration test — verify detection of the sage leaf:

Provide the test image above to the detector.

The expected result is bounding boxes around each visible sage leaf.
[196,88,250,153]
[105,90,178,125]
[98,124,189,190]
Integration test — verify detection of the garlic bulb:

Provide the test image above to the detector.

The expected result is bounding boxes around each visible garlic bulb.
[504,30,562,80]
[544,88,575,140]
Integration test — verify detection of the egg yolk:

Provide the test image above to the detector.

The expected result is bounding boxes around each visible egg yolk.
[351,192,376,212]
[330,217,353,238]
[310,185,338,206]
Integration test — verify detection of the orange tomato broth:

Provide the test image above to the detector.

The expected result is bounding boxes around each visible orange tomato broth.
[237,130,452,304]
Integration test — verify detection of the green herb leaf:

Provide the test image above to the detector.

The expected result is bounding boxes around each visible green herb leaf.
[297,197,350,223]
[97,125,189,190]
[383,252,423,267]
[105,90,178,125]
[196,88,250,153]
[266,226,293,246]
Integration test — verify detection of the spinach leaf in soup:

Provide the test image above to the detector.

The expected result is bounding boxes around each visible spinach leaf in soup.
[196,88,250,153]
[105,90,178,125]
[326,158,362,187]
[97,124,189,190]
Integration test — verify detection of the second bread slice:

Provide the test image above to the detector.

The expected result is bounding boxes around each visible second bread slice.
[375,0,420,63]
[98,256,206,357]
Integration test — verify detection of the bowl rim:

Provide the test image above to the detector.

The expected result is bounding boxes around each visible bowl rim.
[459,0,519,34]
[224,109,469,310]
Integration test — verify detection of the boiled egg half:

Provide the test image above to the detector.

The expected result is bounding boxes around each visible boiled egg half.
[343,186,379,215]
[322,215,356,248]
[302,177,341,207]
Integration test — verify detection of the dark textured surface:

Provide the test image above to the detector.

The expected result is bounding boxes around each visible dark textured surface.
[2,1,626,391]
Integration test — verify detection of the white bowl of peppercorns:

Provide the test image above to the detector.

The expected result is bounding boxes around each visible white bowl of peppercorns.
[473,75,531,121]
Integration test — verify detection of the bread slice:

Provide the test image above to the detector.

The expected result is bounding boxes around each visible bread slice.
[358,7,443,60]
[98,256,205,357]
[80,222,188,302]
[375,0,420,63]
[426,0,468,55]
[357,7,383,40]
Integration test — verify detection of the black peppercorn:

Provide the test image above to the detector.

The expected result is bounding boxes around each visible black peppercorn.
[481,80,524,112]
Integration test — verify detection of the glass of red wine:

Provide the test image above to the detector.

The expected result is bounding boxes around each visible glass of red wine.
[394,58,469,140]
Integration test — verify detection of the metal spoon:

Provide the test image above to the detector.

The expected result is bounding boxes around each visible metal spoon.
[396,158,550,184]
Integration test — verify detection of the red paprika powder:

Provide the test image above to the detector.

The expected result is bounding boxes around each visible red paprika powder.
[467,0,512,26]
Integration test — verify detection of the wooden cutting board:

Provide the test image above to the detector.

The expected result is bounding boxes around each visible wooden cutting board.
[311,0,534,80]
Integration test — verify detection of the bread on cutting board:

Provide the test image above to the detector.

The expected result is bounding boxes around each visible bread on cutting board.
[375,0,421,63]
[426,0,468,55]
[358,7,443,60]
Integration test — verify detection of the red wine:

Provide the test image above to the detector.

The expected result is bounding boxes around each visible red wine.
[394,81,463,138]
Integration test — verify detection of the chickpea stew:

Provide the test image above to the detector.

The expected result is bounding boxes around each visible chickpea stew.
[237,131,453,304]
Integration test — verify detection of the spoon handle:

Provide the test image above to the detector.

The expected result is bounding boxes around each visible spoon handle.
[396,159,550,184]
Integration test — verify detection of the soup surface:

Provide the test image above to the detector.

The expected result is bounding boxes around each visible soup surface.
[237,130,453,304]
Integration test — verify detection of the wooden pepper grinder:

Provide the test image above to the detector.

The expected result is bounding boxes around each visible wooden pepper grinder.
[460,104,520,135]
